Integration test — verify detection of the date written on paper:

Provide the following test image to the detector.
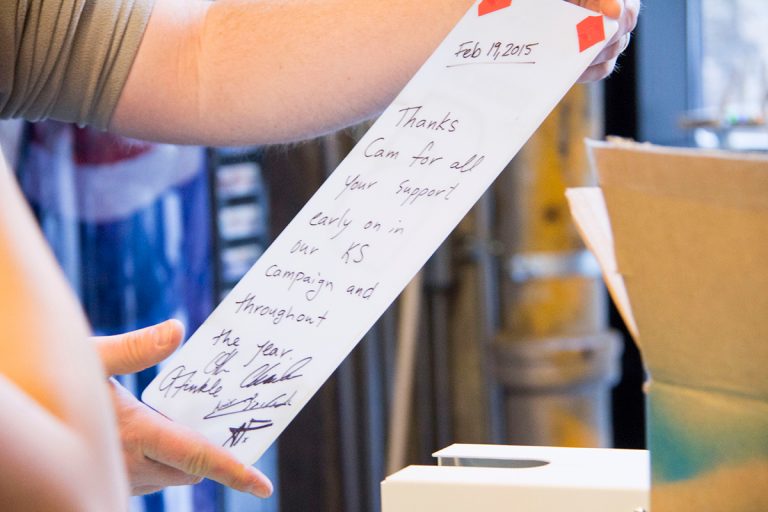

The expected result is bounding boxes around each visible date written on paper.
[449,40,540,66]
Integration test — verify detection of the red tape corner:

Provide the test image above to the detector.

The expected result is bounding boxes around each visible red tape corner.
[478,0,512,17]
[577,15,606,52]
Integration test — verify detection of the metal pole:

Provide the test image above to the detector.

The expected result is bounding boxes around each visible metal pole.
[494,84,621,448]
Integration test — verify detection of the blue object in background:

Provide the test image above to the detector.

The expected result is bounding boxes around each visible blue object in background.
[18,123,279,512]
[19,123,215,512]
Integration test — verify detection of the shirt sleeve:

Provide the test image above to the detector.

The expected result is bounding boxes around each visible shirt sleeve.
[0,0,155,130]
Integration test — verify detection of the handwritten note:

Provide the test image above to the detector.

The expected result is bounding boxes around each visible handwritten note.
[142,0,617,465]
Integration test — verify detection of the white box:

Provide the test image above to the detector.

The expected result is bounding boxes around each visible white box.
[382,444,649,512]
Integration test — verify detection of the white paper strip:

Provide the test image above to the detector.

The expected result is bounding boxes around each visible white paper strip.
[142,0,617,465]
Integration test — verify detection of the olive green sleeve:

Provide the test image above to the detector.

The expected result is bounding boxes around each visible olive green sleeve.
[0,0,155,130]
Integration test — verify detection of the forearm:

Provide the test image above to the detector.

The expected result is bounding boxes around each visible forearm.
[0,375,119,511]
[111,0,473,145]
[0,159,128,509]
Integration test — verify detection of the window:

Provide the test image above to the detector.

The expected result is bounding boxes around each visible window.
[694,0,768,149]
[636,0,768,150]
[700,0,768,120]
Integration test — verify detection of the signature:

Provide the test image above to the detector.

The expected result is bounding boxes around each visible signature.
[157,365,223,399]
[223,419,274,448]
[239,357,312,389]
[204,348,238,376]
[203,391,297,420]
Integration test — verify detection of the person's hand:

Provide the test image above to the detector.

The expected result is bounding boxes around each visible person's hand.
[571,0,640,82]
[93,320,273,498]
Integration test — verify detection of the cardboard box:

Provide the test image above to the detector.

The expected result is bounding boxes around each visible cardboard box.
[382,444,649,512]
[567,139,768,511]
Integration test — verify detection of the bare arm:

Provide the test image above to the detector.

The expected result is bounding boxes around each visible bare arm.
[111,0,472,145]
[0,153,128,510]
[110,0,637,146]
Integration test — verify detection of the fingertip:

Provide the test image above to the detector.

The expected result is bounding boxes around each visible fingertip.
[165,318,186,338]
[157,319,185,350]
[238,465,272,498]
[250,474,273,499]
[600,0,622,19]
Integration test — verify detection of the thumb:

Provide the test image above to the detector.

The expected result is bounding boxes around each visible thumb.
[599,0,622,18]
[94,320,184,376]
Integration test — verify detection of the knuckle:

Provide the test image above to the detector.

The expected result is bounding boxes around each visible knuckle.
[625,2,640,30]
[607,50,620,64]
[122,332,147,368]
[602,45,620,62]
[621,36,631,54]
[600,61,616,79]
[182,446,212,477]
[597,61,614,78]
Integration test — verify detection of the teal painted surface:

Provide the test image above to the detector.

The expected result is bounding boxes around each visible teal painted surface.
[647,387,768,483]
[648,400,717,482]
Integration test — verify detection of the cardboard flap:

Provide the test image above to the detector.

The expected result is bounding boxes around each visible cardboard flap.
[565,187,638,340]
[588,139,768,210]
[585,139,768,400]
